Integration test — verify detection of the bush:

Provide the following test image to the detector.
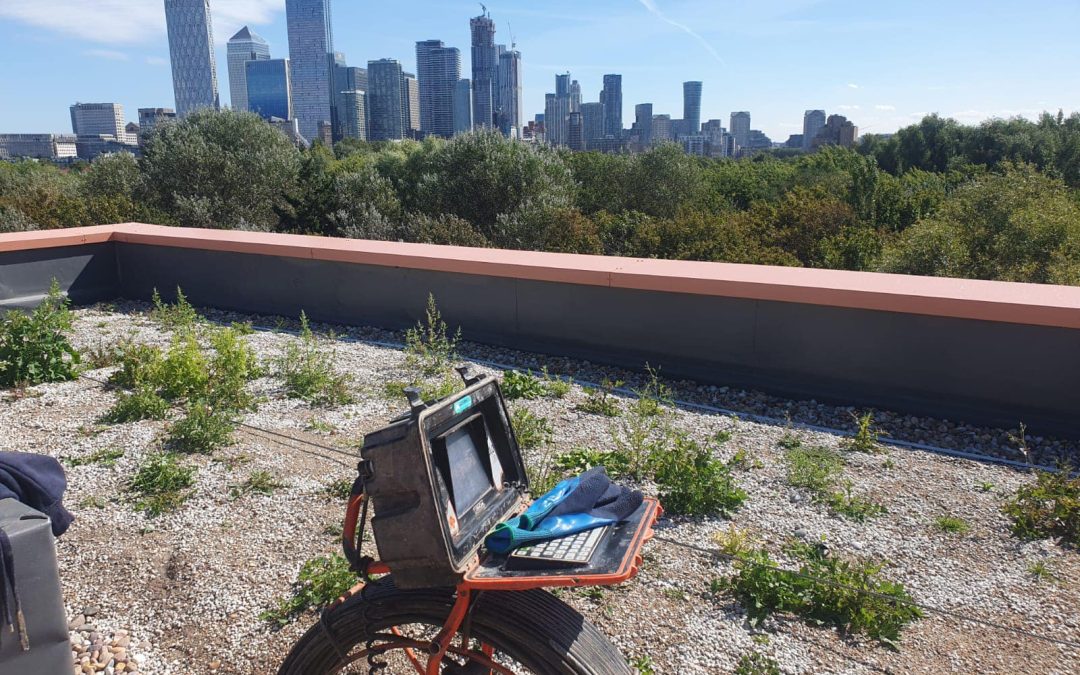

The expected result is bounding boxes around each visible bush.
[277,312,353,406]
[501,369,546,400]
[510,407,554,451]
[0,280,81,387]
[150,287,201,330]
[785,445,886,521]
[404,294,460,377]
[578,378,622,417]
[734,651,780,675]
[655,433,747,517]
[725,543,923,647]
[844,411,883,453]
[101,386,170,423]
[260,554,356,626]
[129,452,195,516]
[1003,468,1079,546]
[167,401,235,454]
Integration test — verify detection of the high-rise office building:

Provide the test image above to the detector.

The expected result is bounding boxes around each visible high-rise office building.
[454,79,473,135]
[601,74,623,137]
[802,109,826,151]
[70,103,128,140]
[496,49,523,138]
[332,64,367,141]
[813,114,858,148]
[164,0,220,117]
[683,81,702,135]
[652,114,673,143]
[137,108,176,143]
[416,40,461,138]
[246,59,292,121]
[470,11,497,129]
[367,59,404,141]
[286,0,335,141]
[403,72,421,138]
[570,80,582,113]
[581,102,604,149]
[338,91,366,140]
[729,111,751,149]
[567,112,585,151]
[227,27,270,112]
[544,94,557,145]
[634,103,653,147]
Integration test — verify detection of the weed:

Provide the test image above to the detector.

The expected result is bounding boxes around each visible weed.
[1003,467,1079,546]
[751,634,770,646]
[0,280,81,387]
[158,332,210,400]
[230,321,255,335]
[524,447,560,496]
[501,369,546,400]
[844,411,883,454]
[661,587,688,602]
[167,401,235,454]
[1027,560,1058,583]
[277,312,353,406]
[727,447,760,472]
[726,544,922,647]
[883,458,896,470]
[78,495,108,509]
[511,407,554,451]
[655,432,747,517]
[713,524,758,559]
[206,327,262,410]
[629,654,655,675]
[630,366,673,417]
[323,478,354,500]
[109,342,164,389]
[129,452,195,516]
[707,578,726,596]
[150,287,200,330]
[734,651,781,675]
[934,515,970,535]
[778,432,803,451]
[976,481,995,493]
[230,470,285,499]
[540,366,571,398]
[404,294,460,377]
[64,447,124,468]
[1008,422,1032,465]
[260,554,356,626]
[322,521,344,538]
[305,417,336,434]
[101,386,170,423]
[555,447,631,478]
[578,378,622,417]
[580,587,605,602]
[825,482,888,522]
[785,445,845,493]
[85,339,126,369]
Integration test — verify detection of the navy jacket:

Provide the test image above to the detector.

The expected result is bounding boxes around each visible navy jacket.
[0,452,73,537]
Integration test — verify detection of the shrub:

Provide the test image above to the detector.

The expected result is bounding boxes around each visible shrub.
[206,326,262,410]
[510,407,554,451]
[501,369,546,400]
[578,378,622,417]
[725,543,923,647]
[0,280,81,387]
[158,332,210,401]
[150,286,201,330]
[260,554,356,626]
[167,401,235,454]
[734,651,780,675]
[655,433,746,517]
[1003,467,1079,546]
[129,452,195,516]
[404,294,460,377]
[101,386,170,423]
[844,411,883,453]
[713,523,759,559]
[109,342,164,389]
[277,312,353,406]
[540,366,571,398]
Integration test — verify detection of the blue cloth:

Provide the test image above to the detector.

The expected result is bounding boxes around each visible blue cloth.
[486,466,642,554]
[0,451,73,537]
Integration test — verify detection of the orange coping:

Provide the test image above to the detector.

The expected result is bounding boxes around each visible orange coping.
[3,223,1080,330]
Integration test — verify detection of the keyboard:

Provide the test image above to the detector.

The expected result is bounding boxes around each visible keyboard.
[505,526,610,569]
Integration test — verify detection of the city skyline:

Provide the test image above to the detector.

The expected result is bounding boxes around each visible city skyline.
[1,1,1079,139]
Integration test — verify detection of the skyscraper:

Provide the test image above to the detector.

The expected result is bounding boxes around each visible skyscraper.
[286,0,335,141]
[496,49,523,138]
[581,102,604,149]
[164,0,220,117]
[601,74,623,137]
[331,65,367,141]
[70,103,127,140]
[683,81,702,135]
[227,27,270,112]
[470,11,497,129]
[246,59,292,121]
[570,80,582,113]
[634,103,653,147]
[802,109,826,151]
[652,114,673,143]
[403,72,421,138]
[416,40,461,138]
[338,91,366,140]
[544,94,557,145]
[730,111,751,149]
[454,79,473,135]
[367,59,404,141]
[567,112,585,151]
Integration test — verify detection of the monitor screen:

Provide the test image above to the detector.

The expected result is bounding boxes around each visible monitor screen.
[443,424,493,515]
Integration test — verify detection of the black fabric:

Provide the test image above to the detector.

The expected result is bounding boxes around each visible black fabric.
[544,466,643,523]
[0,452,73,537]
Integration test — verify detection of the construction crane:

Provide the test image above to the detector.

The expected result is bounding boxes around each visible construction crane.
[480,3,488,17]
[507,21,516,50]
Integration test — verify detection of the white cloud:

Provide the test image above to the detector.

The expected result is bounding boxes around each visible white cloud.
[84,48,129,61]
[636,0,727,67]
[145,56,169,67]
[847,83,859,89]
[874,104,896,111]
[838,104,861,110]
[0,0,283,45]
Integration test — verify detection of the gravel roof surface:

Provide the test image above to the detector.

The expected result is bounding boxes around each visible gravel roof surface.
[2,302,1077,674]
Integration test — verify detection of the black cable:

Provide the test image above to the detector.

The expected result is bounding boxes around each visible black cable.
[653,535,1080,651]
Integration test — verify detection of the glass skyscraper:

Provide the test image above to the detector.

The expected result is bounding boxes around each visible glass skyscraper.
[227,27,270,113]
[246,59,292,121]
[164,0,220,117]
[416,40,461,139]
[496,50,523,138]
[367,59,404,141]
[286,0,335,141]
[453,79,473,135]
[470,12,497,129]
[683,81,702,136]
[601,74,623,137]
[634,103,654,147]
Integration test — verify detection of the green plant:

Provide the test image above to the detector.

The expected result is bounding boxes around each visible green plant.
[109,342,164,389]
[206,327,262,410]
[785,445,845,493]
[825,482,888,522]
[629,654,655,675]
[85,339,126,369]
[305,417,336,434]
[580,586,605,601]
[0,280,81,387]
[713,524,758,559]
[577,378,622,417]
[630,366,673,417]
[1027,560,1058,583]
[655,432,747,517]
[976,481,995,493]
[725,544,923,647]
[501,369,546,400]
[229,470,284,498]
[64,447,124,468]
[277,312,353,406]
[101,386,170,423]
[230,321,255,335]
[167,401,235,454]
[1009,422,1032,465]
[1003,467,1079,546]
[157,332,210,400]
[260,554,356,626]
[150,286,201,330]
[511,407,554,451]
[777,432,803,451]
[734,651,781,675]
[844,411,883,453]
[404,294,460,377]
[661,587,688,601]
[129,452,195,516]
[78,495,108,509]
[540,366,571,398]
[554,447,631,478]
[934,515,970,535]
[323,478,353,500]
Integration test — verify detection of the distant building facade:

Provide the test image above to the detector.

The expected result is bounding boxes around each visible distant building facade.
[470,12,497,129]
[338,91,366,140]
[453,78,473,135]
[729,111,751,150]
[164,0,220,116]
[652,114,673,144]
[333,65,367,142]
[634,103,653,147]
[227,27,270,112]
[496,49,523,138]
[0,134,78,160]
[802,109,826,151]
[403,72,421,138]
[581,102,604,150]
[246,59,292,121]
[567,112,585,151]
[137,108,176,144]
[601,74,623,137]
[367,59,404,141]
[286,0,335,142]
[813,114,858,148]
[683,81,702,135]
[416,40,461,138]
[70,103,129,141]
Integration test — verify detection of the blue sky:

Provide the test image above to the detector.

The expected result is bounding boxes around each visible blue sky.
[1,0,1079,139]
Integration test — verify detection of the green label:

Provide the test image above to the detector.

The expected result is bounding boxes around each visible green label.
[453,395,473,414]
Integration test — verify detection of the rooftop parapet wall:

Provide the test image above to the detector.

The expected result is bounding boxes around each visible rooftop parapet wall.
[3,224,1080,436]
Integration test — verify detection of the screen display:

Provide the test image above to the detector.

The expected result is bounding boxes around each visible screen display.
[444,425,493,515]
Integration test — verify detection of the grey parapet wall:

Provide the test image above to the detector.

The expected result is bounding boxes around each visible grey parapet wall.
[3,224,1079,438]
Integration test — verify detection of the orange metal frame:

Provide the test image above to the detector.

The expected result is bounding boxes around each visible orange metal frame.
[339,493,662,674]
